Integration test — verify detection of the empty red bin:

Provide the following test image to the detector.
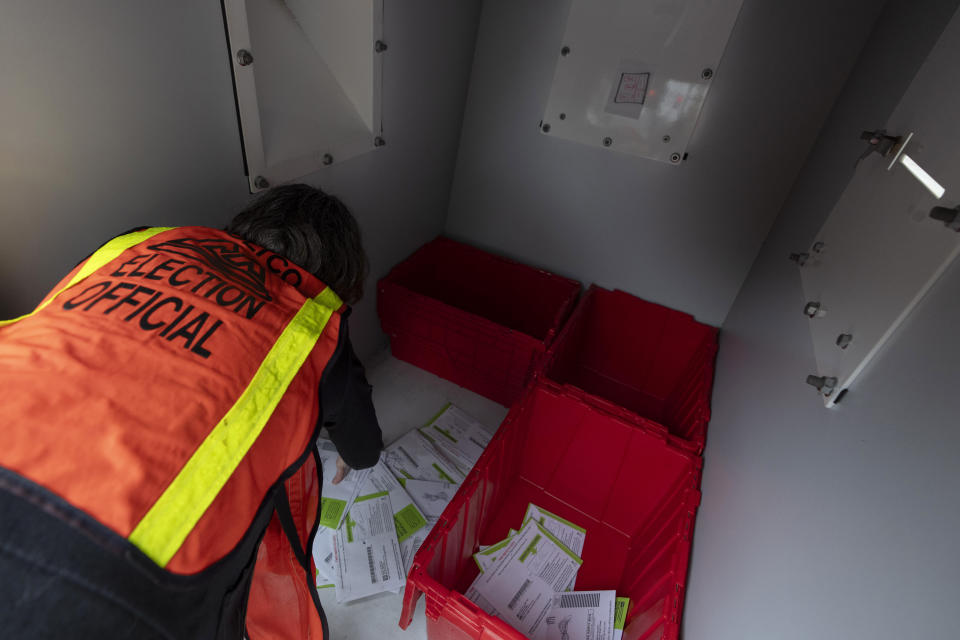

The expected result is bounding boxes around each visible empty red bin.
[539,286,718,453]
[400,382,702,640]
[378,237,581,407]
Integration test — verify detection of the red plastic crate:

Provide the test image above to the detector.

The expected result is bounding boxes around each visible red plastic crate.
[378,238,581,406]
[539,286,718,453]
[400,382,702,640]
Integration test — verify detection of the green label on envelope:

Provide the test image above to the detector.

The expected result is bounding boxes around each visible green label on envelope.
[319,497,346,529]
[615,597,630,630]
[394,504,428,543]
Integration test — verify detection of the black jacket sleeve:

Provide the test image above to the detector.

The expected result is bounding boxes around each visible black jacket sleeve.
[319,313,384,470]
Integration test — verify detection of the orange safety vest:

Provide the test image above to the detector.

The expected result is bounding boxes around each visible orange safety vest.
[0,226,341,638]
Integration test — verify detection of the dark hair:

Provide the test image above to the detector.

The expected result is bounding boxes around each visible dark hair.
[226,184,368,305]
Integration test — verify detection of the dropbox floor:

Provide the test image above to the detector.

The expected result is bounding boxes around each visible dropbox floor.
[316,351,509,640]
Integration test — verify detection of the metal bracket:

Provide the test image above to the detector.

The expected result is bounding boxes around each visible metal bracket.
[856,129,902,166]
[806,375,837,396]
[929,205,960,231]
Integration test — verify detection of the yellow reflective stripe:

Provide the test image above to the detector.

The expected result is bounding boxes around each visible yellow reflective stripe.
[128,286,343,567]
[0,227,175,327]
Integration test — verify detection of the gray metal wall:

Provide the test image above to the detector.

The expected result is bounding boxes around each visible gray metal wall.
[684,1,960,638]
[0,0,482,359]
[444,0,885,327]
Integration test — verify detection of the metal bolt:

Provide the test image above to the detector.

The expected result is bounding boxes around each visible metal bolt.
[806,375,838,394]
[701,67,714,80]
[662,135,672,143]
[253,176,269,189]
[789,252,809,266]
[670,153,682,163]
[561,46,571,56]
[603,137,613,147]
[542,123,551,133]
[812,241,825,253]
[374,136,386,147]
[237,49,254,66]
[804,301,826,318]
[322,153,334,166]
[559,113,566,120]
[836,333,853,349]
[374,40,388,53]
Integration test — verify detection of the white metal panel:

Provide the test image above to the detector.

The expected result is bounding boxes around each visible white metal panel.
[542,0,744,164]
[284,0,378,132]
[223,0,383,192]
[800,8,960,406]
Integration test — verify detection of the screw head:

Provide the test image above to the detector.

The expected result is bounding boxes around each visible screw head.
[237,49,254,66]
[374,136,386,147]
[662,135,672,143]
[789,252,809,266]
[812,241,825,253]
[374,40,388,53]
[542,123,551,133]
[602,137,613,147]
[559,113,566,120]
[836,333,853,349]
[701,67,714,80]
[253,176,269,189]
[560,46,571,56]
[804,301,824,318]
[322,153,334,166]
[806,375,838,393]
[670,152,682,163]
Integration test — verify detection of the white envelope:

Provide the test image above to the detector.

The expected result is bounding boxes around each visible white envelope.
[523,503,587,558]
[360,458,429,573]
[540,590,617,640]
[312,527,340,589]
[316,438,371,530]
[332,491,406,603]
[383,429,464,484]
[468,519,583,637]
[418,404,492,475]
[401,478,457,520]
[474,529,519,572]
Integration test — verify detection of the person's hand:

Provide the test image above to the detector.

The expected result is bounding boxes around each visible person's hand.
[331,455,350,485]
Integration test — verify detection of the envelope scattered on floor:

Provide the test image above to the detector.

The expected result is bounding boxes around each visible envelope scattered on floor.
[314,403,495,605]
[313,528,339,589]
[332,491,406,603]
[317,438,371,529]
[361,458,429,572]
[418,404,493,475]
[315,570,336,591]
[399,525,430,575]
[383,429,464,484]
[401,478,457,520]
